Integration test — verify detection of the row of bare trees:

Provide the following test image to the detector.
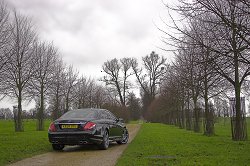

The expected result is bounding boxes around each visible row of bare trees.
[152,0,250,141]
[0,1,74,131]
[0,1,141,132]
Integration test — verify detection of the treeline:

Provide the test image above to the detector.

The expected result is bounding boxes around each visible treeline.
[101,51,167,118]
[146,0,250,141]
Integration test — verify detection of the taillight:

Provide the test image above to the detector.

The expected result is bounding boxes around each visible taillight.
[83,122,96,130]
[49,123,56,132]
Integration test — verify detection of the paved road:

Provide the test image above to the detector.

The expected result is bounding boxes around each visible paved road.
[8,124,140,166]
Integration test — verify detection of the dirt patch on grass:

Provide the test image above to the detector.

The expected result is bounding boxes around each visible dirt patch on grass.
[8,124,140,166]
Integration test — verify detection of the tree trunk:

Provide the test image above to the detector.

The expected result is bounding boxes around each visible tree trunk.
[193,108,200,132]
[230,21,248,141]
[115,81,125,106]
[180,101,185,129]
[123,74,126,106]
[65,93,69,113]
[37,85,44,131]
[193,97,201,133]
[233,78,247,140]
[186,92,192,130]
[204,71,214,136]
[193,94,200,133]
[231,41,247,140]
[16,88,23,132]
[53,88,60,120]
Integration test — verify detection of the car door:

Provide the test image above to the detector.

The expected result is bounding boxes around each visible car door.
[97,110,113,137]
[106,111,123,138]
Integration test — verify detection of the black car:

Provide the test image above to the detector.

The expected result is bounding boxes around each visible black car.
[48,108,129,150]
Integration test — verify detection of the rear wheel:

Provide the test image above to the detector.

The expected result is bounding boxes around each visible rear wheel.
[99,130,109,150]
[117,129,129,144]
[52,144,64,151]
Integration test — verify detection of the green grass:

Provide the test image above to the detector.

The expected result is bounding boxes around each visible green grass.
[129,120,144,124]
[1,118,250,166]
[0,119,52,166]
[116,118,250,166]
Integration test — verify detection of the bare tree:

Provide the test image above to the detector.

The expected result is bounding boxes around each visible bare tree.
[3,11,36,131]
[49,58,65,120]
[63,65,78,113]
[127,92,141,120]
[28,41,58,130]
[73,76,95,109]
[92,85,107,108]
[0,1,11,96]
[131,51,167,115]
[102,58,133,106]
[158,65,182,125]
[120,58,134,105]
[0,108,12,119]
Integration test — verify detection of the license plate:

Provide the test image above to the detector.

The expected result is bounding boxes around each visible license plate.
[61,124,78,129]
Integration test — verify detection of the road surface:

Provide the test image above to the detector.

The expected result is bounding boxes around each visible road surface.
[9,124,140,166]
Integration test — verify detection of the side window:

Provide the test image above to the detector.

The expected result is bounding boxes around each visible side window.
[100,111,108,119]
[96,110,102,119]
[105,110,117,120]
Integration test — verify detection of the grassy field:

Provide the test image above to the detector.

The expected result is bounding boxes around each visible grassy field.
[0,120,52,166]
[1,118,250,166]
[116,118,250,166]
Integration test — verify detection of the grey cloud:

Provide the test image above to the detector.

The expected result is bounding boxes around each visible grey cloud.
[7,0,168,76]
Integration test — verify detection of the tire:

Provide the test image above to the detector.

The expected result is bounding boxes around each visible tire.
[117,129,129,144]
[52,144,64,151]
[99,129,109,150]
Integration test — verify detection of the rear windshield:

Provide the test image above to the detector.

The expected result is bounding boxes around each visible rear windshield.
[60,109,97,119]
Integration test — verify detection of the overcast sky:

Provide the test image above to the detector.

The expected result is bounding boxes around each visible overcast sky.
[8,0,173,77]
[1,0,175,109]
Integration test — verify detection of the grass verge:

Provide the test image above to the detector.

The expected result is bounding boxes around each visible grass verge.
[116,118,250,166]
[0,120,51,166]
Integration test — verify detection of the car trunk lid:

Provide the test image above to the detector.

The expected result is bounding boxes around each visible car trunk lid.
[55,119,87,132]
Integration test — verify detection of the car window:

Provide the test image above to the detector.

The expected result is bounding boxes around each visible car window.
[100,111,109,119]
[105,110,117,120]
[95,110,102,119]
[60,109,97,119]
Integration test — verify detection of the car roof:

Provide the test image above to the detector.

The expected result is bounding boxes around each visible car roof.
[73,108,108,112]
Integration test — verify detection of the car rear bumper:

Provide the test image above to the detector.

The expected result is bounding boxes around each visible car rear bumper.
[48,132,103,145]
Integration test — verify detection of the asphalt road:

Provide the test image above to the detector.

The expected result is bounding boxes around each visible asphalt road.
[8,124,141,166]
